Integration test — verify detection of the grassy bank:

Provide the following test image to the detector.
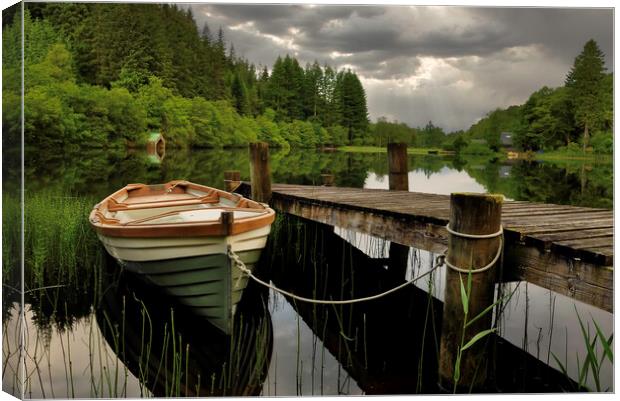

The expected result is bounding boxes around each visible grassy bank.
[2,190,107,330]
[533,151,612,163]
[337,146,453,155]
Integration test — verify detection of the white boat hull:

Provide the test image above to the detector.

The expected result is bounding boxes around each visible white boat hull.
[99,225,272,334]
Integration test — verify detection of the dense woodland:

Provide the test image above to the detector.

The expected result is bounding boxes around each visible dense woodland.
[450,39,613,155]
[3,3,369,149]
[2,3,614,153]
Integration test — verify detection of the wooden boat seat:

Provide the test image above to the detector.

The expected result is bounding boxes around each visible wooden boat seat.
[91,180,276,237]
[107,193,220,212]
[123,206,268,226]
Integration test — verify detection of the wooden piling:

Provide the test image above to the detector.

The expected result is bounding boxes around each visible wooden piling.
[249,142,272,203]
[387,142,408,191]
[387,142,410,277]
[439,193,503,391]
[321,173,335,187]
[224,170,241,192]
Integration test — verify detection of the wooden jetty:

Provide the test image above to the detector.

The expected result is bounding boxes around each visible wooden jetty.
[236,181,613,313]
[235,141,613,391]
[267,217,581,393]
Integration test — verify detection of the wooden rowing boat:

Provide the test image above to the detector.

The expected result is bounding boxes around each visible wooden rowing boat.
[89,180,275,334]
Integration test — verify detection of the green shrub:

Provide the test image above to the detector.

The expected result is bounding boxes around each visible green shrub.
[461,141,494,155]
[590,131,613,154]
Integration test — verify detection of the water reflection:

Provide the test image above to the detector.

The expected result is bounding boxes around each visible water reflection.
[3,147,611,208]
[2,147,613,397]
[97,266,273,397]
[260,215,586,393]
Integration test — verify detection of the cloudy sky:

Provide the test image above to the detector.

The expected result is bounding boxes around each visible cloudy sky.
[189,3,613,132]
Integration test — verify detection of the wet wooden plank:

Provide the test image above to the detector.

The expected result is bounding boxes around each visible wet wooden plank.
[237,182,613,312]
[524,228,613,250]
[503,242,613,313]
[502,213,613,228]
[502,207,604,217]
[551,237,614,266]
[511,222,614,237]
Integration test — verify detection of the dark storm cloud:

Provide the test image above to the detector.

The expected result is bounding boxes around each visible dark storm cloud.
[471,8,613,67]
[190,3,613,131]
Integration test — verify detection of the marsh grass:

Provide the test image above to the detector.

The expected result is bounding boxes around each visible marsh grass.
[22,191,103,288]
[2,190,107,331]
[551,307,614,392]
[9,276,274,399]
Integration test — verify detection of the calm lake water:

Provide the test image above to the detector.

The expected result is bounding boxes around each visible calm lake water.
[2,148,613,396]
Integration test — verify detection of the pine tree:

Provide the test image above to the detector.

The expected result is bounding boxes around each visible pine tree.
[334,70,368,142]
[565,39,607,151]
[264,55,305,121]
[256,66,270,114]
[231,71,250,115]
[200,22,212,43]
[321,65,338,126]
[303,61,324,120]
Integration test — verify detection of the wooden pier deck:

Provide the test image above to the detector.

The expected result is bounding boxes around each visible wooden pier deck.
[236,182,613,313]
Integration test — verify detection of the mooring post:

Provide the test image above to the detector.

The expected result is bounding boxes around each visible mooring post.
[439,193,503,392]
[224,170,241,192]
[249,142,272,203]
[387,142,410,276]
[321,173,335,186]
[387,142,408,191]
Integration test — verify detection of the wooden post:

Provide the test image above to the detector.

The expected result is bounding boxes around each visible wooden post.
[249,142,272,203]
[321,173,335,187]
[387,142,408,191]
[439,193,503,392]
[224,170,241,192]
[221,211,234,236]
[387,142,409,277]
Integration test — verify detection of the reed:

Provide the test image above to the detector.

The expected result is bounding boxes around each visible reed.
[551,307,614,392]
[2,190,108,332]
[451,269,521,393]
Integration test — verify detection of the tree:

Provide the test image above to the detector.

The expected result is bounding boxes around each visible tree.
[565,39,607,151]
[230,71,250,115]
[333,70,368,142]
[514,87,576,151]
[418,121,445,148]
[303,61,324,120]
[264,55,305,122]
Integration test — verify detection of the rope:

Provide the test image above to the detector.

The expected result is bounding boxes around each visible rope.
[443,224,504,274]
[227,246,443,305]
[445,224,503,239]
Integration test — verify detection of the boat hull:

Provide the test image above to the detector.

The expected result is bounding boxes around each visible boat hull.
[98,225,271,334]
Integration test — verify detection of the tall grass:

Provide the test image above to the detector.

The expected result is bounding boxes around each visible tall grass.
[551,307,614,392]
[3,190,107,331]
[22,191,103,288]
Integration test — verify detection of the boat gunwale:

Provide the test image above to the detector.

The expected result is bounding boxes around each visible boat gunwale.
[89,180,275,238]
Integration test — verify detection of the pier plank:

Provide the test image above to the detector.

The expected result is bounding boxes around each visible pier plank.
[236,182,613,312]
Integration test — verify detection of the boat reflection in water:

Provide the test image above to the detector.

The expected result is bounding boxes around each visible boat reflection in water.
[96,261,273,397]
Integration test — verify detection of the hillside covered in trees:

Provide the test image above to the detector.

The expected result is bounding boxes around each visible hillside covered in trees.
[3,3,371,149]
[454,39,613,155]
[2,3,613,154]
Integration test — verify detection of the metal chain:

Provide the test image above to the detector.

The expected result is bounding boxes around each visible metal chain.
[227,246,443,305]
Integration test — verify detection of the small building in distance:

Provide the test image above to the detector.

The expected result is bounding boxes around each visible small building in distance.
[500,131,519,158]
[500,132,514,149]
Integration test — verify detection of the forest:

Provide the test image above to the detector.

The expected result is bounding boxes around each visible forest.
[2,3,614,153]
[2,3,369,150]
[453,39,613,155]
